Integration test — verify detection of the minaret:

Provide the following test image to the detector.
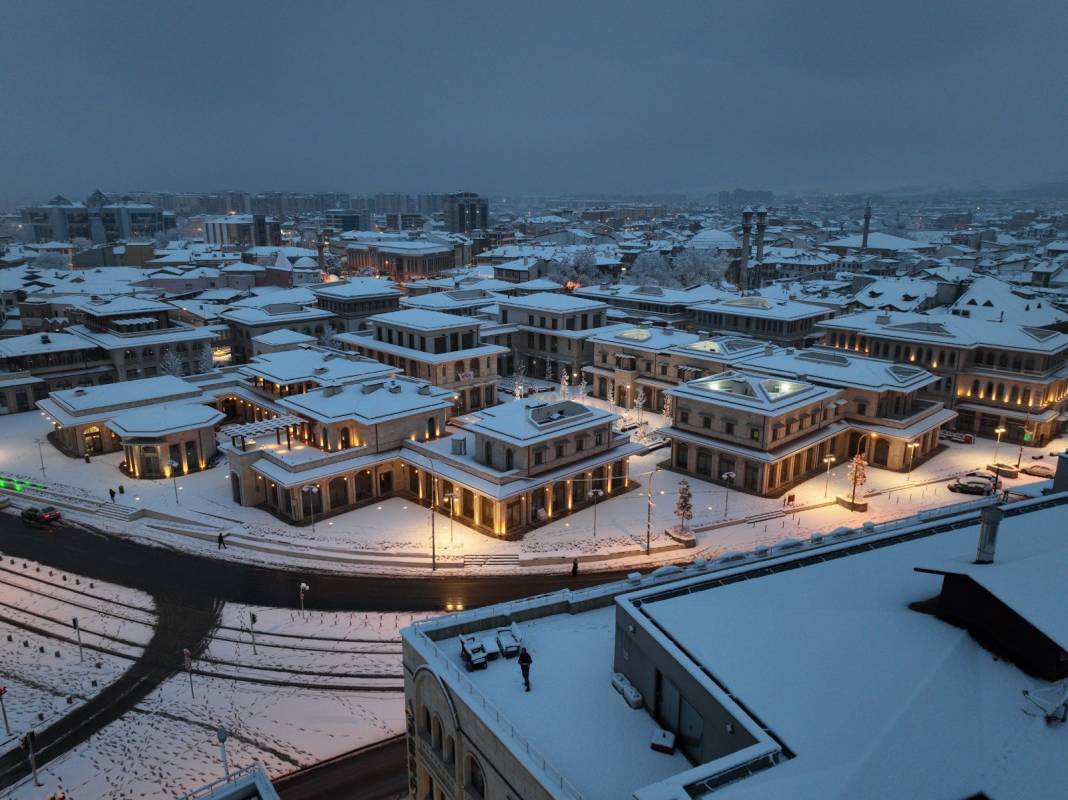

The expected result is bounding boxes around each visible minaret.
[316,230,328,272]
[738,207,753,291]
[755,207,768,263]
[861,202,872,253]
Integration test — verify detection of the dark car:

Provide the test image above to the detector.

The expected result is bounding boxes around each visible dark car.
[948,479,994,496]
[21,506,61,525]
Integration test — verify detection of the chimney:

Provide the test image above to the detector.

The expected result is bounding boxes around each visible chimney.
[755,207,768,263]
[861,202,872,253]
[738,207,753,291]
[975,505,1004,564]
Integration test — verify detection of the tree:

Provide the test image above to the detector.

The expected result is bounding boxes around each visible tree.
[33,252,68,269]
[633,387,647,426]
[559,369,570,400]
[847,454,868,508]
[671,248,730,288]
[71,237,93,252]
[545,248,604,287]
[160,349,185,377]
[675,480,694,534]
[514,358,527,399]
[624,252,666,286]
[661,393,673,421]
[545,361,554,387]
[320,328,343,349]
[608,380,616,407]
[195,346,214,374]
[577,377,588,402]
[153,229,179,248]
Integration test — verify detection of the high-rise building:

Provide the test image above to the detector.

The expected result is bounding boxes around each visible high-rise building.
[444,191,488,233]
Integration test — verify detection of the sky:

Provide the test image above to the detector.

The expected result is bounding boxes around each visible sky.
[1,0,1065,205]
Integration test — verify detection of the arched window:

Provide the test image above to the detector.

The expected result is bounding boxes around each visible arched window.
[997,383,1005,401]
[1022,388,1031,405]
[419,706,430,736]
[985,381,994,399]
[971,379,980,396]
[466,756,487,798]
[505,449,514,470]
[998,353,1008,368]
[484,441,492,466]
[431,715,442,752]
[340,428,351,449]
[427,417,438,440]
[1010,386,1019,404]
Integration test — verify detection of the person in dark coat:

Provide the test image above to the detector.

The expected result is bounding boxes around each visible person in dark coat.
[109,489,116,502]
[217,532,228,550]
[518,647,533,691]
[571,558,579,577]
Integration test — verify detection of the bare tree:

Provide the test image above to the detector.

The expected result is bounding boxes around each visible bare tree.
[71,237,94,252]
[195,346,215,374]
[671,249,730,287]
[33,252,68,269]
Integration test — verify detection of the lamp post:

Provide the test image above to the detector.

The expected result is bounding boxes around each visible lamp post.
[1015,408,1032,468]
[301,484,319,533]
[906,442,919,480]
[169,460,181,504]
[644,468,660,555]
[823,454,836,497]
[993,425,1006,464]
[720,471,736,519]
[588,488,604,537]
[993,426,1007,492]
[443,492,456,545]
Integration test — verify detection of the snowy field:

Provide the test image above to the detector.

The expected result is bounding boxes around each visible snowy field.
[0,556,154,752]
[0,407,1060,576]
[1,605,436,799]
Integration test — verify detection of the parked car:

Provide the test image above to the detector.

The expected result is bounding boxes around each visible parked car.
[948,479,994,496]
[21,506,61,525]
[460,635,488,671]
[963,470,1002,488]
[1021,463,1055,478]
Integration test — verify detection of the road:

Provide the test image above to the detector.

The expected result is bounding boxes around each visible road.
[0,514,626,791]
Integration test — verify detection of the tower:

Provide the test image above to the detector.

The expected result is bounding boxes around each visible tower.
[737,207,754,291]
[755,207,768,263]
[861,202,872,253]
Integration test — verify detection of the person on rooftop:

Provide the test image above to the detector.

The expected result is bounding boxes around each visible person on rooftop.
[518,647,533,692]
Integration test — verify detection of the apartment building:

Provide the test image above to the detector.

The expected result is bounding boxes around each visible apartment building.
[310,278,402,332]
[338,309,506,414]
[692,296,835,347]
[574,284,731,327]
[345,240,454,280]
[497,293,622,382]
[220,291,337,363]
[819,310,1068,445]
[203,214,282,248]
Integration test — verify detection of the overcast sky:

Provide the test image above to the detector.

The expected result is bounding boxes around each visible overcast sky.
[1,0,1065,205]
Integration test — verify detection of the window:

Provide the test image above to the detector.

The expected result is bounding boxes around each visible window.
[701,415,711,429]
[555,442,564,458]
[856,401,867,416]
[595,430,603,446]
[750,427,761,441]
[466,756,487,798]
[505,449,514,470]
[679,409,689,424]
[534,450,543,465]
[675,442,688,468]
[576,437,585,452]
[723,420,735,435]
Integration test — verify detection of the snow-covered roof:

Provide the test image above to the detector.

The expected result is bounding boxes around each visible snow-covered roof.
[277,376,454,424]
[820,310,1068,353]
[311,278,402,299]
[695,296,834,321]
[65,322,217,351]
[688,228,737,250]
[588,326,701,352]
[219,304,334,326]
[370,309,476,331]
[852,278,938,312]
[251,328,317,345]
[0,332,96,358]
[667,369,839,414]
[38,375,203,423]
[498,292,606,313]
[240,348,391,386]
[464,399,616,447]
[69,294,172,316]
[739,346,940,393]
[823,231,926,251]
[401,289,504,312]
[945,276,1067,326]
[106,402,224,438]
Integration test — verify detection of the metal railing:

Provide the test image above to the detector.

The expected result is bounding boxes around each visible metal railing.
[176,762,263,800]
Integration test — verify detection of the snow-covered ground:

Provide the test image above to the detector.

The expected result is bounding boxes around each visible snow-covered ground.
[0,407,1060,576]
[0,556,154,751]
[1,605,436,798]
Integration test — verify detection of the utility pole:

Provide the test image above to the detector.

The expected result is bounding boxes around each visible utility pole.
[299,582,309,616]
[217,726,230,779]
[183,647,195,699]
[73,617,83,661]
[22,731,40,786]
[35,440,47,480]
[249,612,257,655]
[645,470,658,555]
[0,685,9,736]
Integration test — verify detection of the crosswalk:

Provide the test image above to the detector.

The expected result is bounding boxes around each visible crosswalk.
[464,553,520,568]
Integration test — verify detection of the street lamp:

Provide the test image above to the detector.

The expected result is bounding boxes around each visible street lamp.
[443,492,456,545]
[720,471,736,519]
[301,484,320,533]
[993,426,1006,464]
[822,454,836,497]
[588,488,604,537]
[906,442,919,480]
[644,468,661,555]
[169,460,181,504]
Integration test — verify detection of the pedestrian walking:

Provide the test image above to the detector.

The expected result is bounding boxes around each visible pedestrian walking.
[108,489,116,502]
[518,647,533,692]
[217,532,228,550]
[570,558,578,577]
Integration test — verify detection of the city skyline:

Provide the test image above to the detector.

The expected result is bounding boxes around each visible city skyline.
[2,1,1066,206]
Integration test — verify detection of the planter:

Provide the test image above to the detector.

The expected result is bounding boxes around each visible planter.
[666,527,697,547]
[835,495,869,512]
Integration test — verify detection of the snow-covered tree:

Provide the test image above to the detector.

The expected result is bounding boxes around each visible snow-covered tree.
[195,346,214,374]
[514,359,527,399]
[545,361,554,387]
[320,328,343,349]
[633,387,646,426]
[847,454,868,508]
[675,479,694,533]
[160,349,185,377]
[71,237,93,252]
[661,393,673,421]
[545,248,604,287]
[624,252,666,286]
[671,248,730,288]
[577,377,588,403]
[33,252,68,269]
[559,369,570,400]
[608,381,616,407]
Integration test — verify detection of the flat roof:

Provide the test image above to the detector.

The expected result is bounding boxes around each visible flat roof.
[464,399,616,447]
[667,370,839,414]
[500,292,607,313]
[240,348,390,386]
[107,402,225,438]
[278,376,454,424]
[370,309,477,331]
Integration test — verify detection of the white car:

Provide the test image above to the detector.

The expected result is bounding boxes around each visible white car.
[1021,463,1055,478]
[963,470,1002,488]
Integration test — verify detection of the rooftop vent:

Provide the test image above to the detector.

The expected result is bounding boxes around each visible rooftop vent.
[875,313,892,324]
[40,334,51,344]
[417,383,431,395]
[73,388,86,396]
[322,385,342,397]
[975,506,1004,564]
